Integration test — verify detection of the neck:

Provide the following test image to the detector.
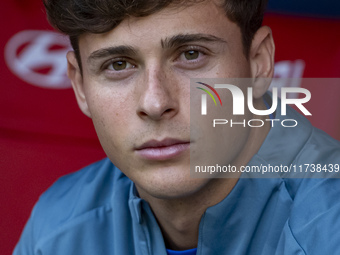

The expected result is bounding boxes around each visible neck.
[138,178,239,250]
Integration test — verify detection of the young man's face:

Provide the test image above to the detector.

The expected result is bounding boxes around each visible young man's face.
[68,1,270,199]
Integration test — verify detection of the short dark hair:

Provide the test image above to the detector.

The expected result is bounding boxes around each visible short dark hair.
[44,0,268,70]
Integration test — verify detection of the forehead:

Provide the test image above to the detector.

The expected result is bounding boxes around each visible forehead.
[79,1,240,57]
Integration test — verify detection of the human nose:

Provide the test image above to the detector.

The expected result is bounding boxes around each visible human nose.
[137,66,178,121]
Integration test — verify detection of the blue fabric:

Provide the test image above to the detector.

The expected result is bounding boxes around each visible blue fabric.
[263,94,275,120]
[13,97,340,254]
[166,248,197,255]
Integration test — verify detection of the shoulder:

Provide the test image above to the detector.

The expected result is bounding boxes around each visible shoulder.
[281,126,340,254]
[39,157,127,208]
[31,158,131,240]
[267,107,340,253]
[278,177,340,254]
[302,126,340,159]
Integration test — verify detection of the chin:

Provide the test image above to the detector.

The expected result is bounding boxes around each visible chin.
[134,169,209,200]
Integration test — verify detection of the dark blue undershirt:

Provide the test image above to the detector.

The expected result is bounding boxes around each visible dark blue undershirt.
[166,248,197,255]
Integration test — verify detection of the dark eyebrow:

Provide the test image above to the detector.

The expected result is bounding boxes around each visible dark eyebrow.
[161,33,227,49]
[87,34,226,64]
[87,45,137,64]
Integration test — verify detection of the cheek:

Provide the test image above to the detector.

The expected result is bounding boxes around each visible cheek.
[86,79,133,122]
[85,84,134,152]
[191,116,251,169]
[213,43,250,78]
[214,58,251,78]
[190,83,252,170]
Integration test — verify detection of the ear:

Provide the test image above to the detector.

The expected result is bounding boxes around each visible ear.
[67,51,92,118]
[249,26,275,99]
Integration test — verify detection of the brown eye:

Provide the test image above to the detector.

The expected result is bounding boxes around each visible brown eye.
[106,60,135,72]
[112,61,127,71]
[184,50,199,60]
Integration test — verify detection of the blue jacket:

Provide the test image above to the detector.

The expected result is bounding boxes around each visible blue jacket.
[14,103,340,254]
